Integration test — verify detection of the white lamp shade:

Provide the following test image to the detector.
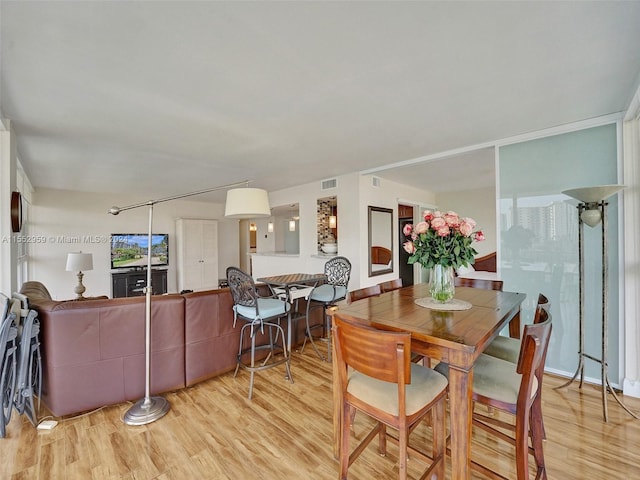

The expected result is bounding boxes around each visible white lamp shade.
[224,188,271,218]
[66,252,93,272]
[562,185,625,204]
[329,215,337,229]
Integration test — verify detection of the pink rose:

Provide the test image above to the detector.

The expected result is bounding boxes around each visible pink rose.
[403,241,415,254]
[459,221,473,237]
[431,217,446,229]
[474,230,485,242]
[415,221,429,234]
[444,211,461,227]
[422,210,434,221]
[433,210,443,218]
[403,223,413,236]
[463,217,476,229]
[437,225,450,237]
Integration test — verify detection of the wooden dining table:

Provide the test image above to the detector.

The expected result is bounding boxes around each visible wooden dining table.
[331,283,525,480]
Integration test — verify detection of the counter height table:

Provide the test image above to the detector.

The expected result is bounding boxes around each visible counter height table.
[331,284,525,480]
[257,273,326,354]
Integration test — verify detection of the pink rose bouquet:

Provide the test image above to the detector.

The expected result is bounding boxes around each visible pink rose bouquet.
[402,210,484,269]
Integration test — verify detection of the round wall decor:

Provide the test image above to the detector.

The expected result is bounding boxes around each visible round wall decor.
[11,191,23,233]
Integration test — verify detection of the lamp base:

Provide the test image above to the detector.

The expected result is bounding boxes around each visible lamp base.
[123,395,170,426]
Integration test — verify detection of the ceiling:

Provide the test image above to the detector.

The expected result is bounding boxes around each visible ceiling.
[2,1,640,201]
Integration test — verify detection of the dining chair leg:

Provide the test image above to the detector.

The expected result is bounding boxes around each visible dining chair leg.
[340,402,351,480]
[378,423,387,456]
[515,413,530,480]
[399,422,408,480]
[530,404,547,479]
[433,398,446,479]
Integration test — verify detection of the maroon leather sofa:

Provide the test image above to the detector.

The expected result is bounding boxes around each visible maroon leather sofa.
[23,282,322,417]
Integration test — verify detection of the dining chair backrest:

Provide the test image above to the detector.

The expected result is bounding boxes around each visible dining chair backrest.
[454,277,503,291]
[536,293,550,315]
[324,256,351,288]
[226,267,258,308]
[523,305,552,387]
[379,278,403,293]
[516,307,552,398]
[347,284,381,303]
[333,314,412,392]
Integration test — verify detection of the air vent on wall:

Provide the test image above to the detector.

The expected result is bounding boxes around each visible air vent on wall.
[321,178,337,190]
[372,176,382,188]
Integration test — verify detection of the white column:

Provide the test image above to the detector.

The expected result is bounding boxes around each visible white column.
[0,121,18,295]
[622,116,640,398]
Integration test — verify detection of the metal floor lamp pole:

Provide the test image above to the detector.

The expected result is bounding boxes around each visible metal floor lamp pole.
[556,199,639,422]
[108,180,268,426]
[121,202,169,425]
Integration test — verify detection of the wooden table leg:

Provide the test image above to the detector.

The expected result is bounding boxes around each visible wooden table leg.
[448,364,473,480]
[332,331,341,459]
[508,310,521,339]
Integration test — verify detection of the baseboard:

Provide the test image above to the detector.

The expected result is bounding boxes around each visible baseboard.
[623,378,640,399]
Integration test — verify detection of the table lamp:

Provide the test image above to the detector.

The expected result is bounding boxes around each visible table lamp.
[66,252,93,300]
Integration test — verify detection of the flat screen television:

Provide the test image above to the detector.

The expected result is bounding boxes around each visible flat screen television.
[110,233,169,270]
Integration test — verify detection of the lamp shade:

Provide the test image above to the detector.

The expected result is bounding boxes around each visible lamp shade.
[224,188,271,218]
[562,185,625,204]
[66,252,93,272]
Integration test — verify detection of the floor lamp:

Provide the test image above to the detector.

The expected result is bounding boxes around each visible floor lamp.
[108,181,270,425]
[557,184,639,422]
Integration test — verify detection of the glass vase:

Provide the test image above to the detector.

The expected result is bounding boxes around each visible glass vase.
[429,264,455,303]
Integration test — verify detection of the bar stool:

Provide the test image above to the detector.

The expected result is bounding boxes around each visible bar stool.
[226,267,292,400]
[302,256,351,362]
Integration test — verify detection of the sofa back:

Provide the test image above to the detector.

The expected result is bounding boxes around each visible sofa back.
[34,294,186,417]
[183,289,240,386]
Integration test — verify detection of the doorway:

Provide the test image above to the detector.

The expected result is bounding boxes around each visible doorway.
[398,204,414,287]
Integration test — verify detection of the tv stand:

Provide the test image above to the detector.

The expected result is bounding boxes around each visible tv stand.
[112,269,168,298]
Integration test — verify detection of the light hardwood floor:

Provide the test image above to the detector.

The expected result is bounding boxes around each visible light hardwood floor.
[2,345,640,479]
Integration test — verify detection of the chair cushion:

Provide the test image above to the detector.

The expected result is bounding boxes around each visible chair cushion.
[434,355,538,405]
[234,298,290,321]
[483,335,520,363]
[347,364,448,416]
[309,284,347,303]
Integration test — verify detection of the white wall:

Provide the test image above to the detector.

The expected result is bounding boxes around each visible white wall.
[435,186,497,258]
[357,175,436,288]
[24,178,499,300]
[29,188,240,300]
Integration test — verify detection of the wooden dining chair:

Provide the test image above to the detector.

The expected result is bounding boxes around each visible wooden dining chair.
[333,315,448,480]
[454,276,504,291]
[484,294,551,439]
[347,284,381,303]
[378,278,403,293]
[436,306,552,480]
[484,293,550,363]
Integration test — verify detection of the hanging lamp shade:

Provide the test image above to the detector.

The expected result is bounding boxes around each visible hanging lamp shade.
[224,188,271,218]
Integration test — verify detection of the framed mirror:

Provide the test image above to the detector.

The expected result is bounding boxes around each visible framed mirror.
[368,206,393,277]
